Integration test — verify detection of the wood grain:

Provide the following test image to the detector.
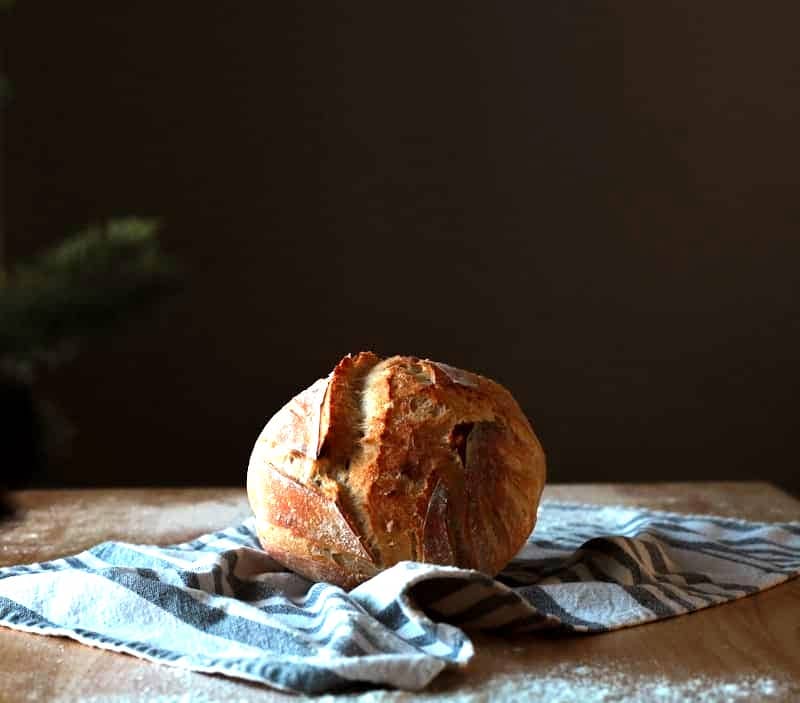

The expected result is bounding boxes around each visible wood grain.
[0,482,798,701]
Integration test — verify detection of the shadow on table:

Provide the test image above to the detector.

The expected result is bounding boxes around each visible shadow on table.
[1,490,17,522]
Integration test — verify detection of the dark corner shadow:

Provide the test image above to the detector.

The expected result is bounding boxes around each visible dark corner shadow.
[0,489,18,523]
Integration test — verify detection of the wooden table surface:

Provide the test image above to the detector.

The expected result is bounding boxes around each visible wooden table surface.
[1,482,798,702]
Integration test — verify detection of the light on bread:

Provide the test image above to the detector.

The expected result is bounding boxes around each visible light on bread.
[247,352,546,589]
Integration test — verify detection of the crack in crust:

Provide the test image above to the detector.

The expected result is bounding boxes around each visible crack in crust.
[318,352,383,563]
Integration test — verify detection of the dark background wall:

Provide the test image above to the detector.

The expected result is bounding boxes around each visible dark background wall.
[4,2,799,495]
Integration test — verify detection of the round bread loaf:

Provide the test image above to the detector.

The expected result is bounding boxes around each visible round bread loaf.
[247,352,546,588]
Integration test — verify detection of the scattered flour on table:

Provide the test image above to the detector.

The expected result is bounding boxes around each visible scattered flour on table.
[21,661,793,702]
[315,664,793,703]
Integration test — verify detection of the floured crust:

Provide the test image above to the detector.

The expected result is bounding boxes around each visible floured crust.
[247,352,546,589]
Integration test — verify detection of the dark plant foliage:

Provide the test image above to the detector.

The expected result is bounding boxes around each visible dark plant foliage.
[0,218,178,379]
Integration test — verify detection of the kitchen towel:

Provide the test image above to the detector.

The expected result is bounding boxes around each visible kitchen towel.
[1,501,799,694]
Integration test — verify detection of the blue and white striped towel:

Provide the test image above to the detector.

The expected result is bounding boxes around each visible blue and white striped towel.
[1,501,799,693]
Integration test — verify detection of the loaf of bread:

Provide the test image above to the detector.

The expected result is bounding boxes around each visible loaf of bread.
[247,352,546,588]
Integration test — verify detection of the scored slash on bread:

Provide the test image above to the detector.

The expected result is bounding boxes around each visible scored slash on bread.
[247,352,546,589]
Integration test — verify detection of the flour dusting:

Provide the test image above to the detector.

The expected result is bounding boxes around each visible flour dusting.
[315,664,793,703]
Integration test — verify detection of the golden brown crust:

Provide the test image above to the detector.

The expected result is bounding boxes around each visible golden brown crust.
[247,353,546,588]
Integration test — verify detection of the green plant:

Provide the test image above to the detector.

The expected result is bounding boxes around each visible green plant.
[0,218,178,382]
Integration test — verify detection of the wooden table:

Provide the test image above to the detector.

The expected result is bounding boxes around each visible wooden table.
[1,482,798,702]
